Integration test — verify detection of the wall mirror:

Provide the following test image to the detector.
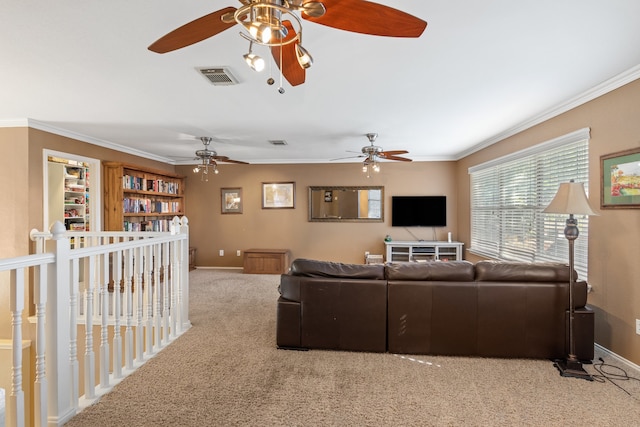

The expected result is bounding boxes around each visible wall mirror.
[309,186,384,222]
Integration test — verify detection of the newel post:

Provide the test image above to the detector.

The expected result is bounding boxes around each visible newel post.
[179,216,190,330]
[46,222,75,426]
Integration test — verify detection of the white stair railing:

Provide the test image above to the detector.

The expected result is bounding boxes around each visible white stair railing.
[1,216,190,427]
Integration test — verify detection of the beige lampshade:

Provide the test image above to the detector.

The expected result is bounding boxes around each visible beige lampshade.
[543,182,598,216]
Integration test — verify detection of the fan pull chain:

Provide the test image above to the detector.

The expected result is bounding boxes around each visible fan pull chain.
[278,39,284,94]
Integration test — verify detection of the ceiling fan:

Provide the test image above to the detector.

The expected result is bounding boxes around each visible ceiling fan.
[193,136,248,181]
[334,133,411,177]
[148,0,427,88]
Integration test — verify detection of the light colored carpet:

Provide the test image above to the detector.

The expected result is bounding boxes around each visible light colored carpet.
[64,269,640,426]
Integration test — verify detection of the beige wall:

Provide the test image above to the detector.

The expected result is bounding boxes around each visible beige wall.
[0,128,30,337]
[0,127,30,258]
[177,161,458,266]
[456,78,640,365]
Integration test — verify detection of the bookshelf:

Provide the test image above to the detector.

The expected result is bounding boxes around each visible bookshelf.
[48,159,91,231]
[103,162,185,232]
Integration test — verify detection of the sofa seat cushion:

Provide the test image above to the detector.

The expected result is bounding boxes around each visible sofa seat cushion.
[290,258,385,280]
[385,260,475,281]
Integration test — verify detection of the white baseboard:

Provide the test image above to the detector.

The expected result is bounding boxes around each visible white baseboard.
[595,343,640,374]
[192,266,243,271]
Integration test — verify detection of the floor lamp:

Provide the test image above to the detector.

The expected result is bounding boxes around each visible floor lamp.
[543,180,597,380]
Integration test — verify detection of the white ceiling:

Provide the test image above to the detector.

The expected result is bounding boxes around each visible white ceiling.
[2,1,640,165]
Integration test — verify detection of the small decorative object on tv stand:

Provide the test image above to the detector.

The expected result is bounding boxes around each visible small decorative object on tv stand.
[385,241,463,262]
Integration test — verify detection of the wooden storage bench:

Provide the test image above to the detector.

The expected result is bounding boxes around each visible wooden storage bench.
[243,249,291,274]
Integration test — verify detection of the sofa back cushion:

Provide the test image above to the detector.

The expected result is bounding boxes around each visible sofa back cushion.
[289,258,385,280]
[385,261,475,281]
[475,260,574,282]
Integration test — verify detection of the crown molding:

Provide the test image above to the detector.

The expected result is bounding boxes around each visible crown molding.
[0,118,175,164]
[455,64,640,160]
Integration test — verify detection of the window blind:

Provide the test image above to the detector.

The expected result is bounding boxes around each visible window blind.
[469,129,590,280]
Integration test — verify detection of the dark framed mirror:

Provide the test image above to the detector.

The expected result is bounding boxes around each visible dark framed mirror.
[308,186,384,222]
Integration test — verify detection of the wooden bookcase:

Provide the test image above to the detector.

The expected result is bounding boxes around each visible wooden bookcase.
[103,162,185,232]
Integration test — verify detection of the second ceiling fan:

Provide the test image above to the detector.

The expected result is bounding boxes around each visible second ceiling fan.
[148,0,427,88]
[193,137,248,181]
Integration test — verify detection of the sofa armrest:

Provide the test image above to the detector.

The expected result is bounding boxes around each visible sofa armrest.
[277,297,302,349]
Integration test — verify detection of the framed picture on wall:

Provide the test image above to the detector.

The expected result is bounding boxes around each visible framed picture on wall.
[601,148,640,208]
[262,182,295,209]
[221,188,243,214]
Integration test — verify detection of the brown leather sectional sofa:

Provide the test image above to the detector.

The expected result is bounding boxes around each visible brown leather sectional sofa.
[276,258,594,361]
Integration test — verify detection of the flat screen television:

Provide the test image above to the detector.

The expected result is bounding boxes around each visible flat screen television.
[391,196,446,227]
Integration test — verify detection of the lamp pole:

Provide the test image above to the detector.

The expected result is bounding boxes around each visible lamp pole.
[565,214,578,363]
[543,180,596,380]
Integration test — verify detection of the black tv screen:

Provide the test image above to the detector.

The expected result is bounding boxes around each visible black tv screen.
[391,196,447,227]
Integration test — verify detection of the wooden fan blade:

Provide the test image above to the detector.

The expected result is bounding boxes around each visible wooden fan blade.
[302,0,427,38]
[271,21,305,86]
[380,154,412,162]
[380,150,409,156]
[213,155,249,164]
[148,7,238,53]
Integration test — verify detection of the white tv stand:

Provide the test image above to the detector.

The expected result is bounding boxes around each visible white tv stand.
[385,241,464,262]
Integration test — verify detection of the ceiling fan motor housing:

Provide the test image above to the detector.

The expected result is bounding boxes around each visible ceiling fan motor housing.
[362,145,383,155]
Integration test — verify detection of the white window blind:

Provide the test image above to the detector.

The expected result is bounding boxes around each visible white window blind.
[368,189,382,219]
[469,129,591,280]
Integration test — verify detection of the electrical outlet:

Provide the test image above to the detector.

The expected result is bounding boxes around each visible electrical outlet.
[237,250,241,257]
[364,251,370,258]
[636,319,640,335]
[219,249,224,256]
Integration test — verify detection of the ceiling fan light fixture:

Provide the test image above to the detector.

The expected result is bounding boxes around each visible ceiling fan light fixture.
[247,21,272,44]
[244,52,265,72]
[295,43,313,69]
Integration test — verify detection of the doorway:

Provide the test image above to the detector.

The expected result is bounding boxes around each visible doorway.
[43,150,101,232]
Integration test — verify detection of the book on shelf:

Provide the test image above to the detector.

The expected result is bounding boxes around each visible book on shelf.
[123,174,179,194]
[123,218,174,232]
[123,197,181,214]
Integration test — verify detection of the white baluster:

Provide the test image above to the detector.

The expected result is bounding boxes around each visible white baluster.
[144,245,154,356]
[124,248,134,371]
[162,242,170,345]
[180,217,191,330]
[84,255,96,399]
[135,246,144,363]
[34,264,48,427]
[99,251,110,388]
[153,243,162,350]
[112,250,123,379]
[69,257,80,409]
[169,240,178,338]
[8,268,25,427]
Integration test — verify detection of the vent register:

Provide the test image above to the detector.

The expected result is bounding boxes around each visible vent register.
[197,67,238,86]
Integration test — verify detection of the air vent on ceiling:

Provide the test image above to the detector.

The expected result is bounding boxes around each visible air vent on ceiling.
[197,67,238,86]
[269,140,288,146]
